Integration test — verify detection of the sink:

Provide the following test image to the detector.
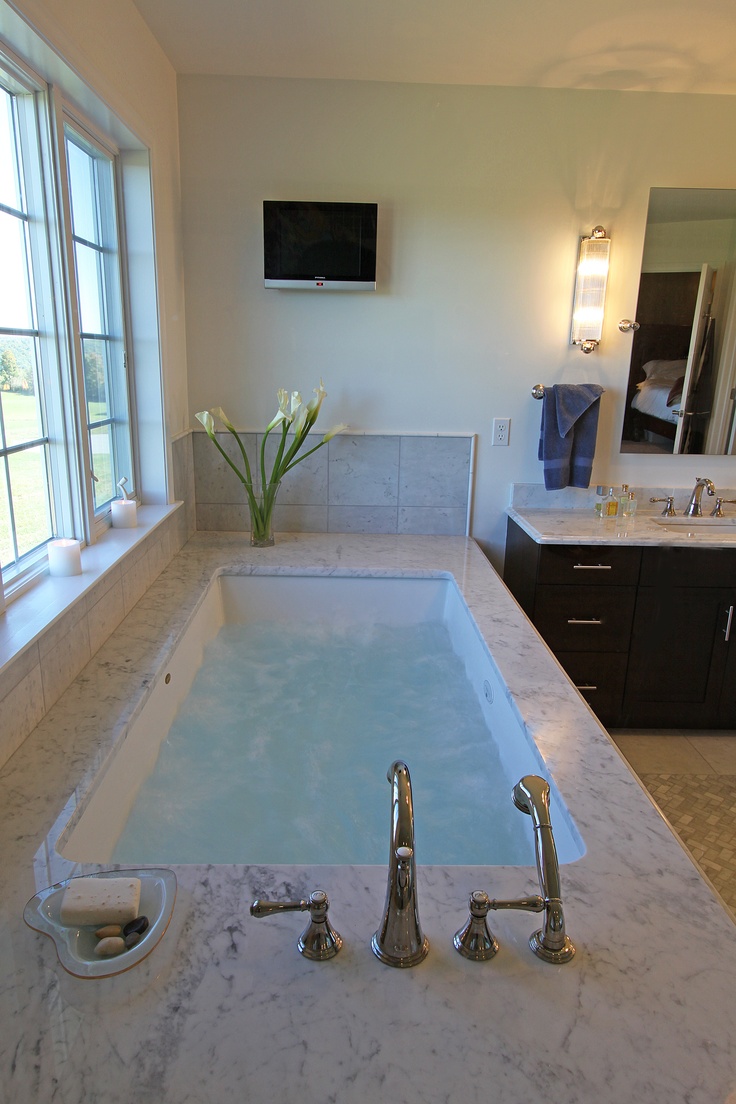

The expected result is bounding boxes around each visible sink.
[652,516,736,527]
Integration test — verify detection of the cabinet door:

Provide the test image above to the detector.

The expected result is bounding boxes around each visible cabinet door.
[624,587,732,727]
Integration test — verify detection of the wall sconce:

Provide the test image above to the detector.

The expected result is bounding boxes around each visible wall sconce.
[570,225,611,353]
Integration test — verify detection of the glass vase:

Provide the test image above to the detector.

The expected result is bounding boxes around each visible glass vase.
[245,481,280,547]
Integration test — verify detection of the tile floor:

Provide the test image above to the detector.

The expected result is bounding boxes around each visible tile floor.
[608,729,736,919]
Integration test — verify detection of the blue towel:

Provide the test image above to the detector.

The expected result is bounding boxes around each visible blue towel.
[538,384,605,490]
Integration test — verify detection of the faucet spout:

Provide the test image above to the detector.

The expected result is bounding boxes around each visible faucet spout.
[371,761,429,967]
[512,775,575,963]
[684,476,716,517]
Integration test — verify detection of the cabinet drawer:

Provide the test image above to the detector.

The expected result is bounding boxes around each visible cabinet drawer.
[537,544,641,586]
[640,546,736,588]
[556,651,628,723]
[534,585,636,651]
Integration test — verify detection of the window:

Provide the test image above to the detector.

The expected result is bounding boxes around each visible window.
[0,52,138,590]
[64,124,132,513]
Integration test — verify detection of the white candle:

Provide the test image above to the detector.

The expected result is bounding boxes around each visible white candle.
[111,499,138,528]
[47,539,82,577]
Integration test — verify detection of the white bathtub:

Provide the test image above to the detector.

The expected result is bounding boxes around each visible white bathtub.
[58,572,584,866]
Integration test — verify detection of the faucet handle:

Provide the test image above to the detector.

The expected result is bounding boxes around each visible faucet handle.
[712,498,736,517]
[650,496,676,516]
[453,891,499,961]
[250,889,343,960]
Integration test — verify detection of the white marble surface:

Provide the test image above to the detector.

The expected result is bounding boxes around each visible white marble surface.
[508,504,736,545]
[1,533,735,1104]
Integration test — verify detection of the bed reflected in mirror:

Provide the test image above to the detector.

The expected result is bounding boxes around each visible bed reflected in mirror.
[620,188,736,456]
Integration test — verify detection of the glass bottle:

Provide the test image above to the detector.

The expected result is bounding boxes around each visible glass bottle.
[622,491,637,518]
[594,485,607,519]
[605,487,619,517]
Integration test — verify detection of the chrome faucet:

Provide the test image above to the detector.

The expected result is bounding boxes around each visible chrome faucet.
[684,476,716,517]
[453,774,575,964]
[371,761,429,967]
[511,775,575,963]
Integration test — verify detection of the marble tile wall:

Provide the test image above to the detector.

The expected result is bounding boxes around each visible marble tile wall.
[193,431,474,536]
[171,431,197,541]
[0,510,186,772]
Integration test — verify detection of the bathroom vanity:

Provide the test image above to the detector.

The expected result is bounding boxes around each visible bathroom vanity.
[504,508,736,727]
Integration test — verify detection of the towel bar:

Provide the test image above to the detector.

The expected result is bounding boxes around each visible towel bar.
[531,384,545,399]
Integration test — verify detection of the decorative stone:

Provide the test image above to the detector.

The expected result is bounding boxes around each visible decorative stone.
[124,931,141,949]
[123,915,149,938]
[94,936,126,957]
[95,924,122,939]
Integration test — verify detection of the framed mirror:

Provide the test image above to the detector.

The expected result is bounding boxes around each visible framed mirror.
[620,188,736,455]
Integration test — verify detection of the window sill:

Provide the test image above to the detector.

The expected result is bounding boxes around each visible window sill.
[0,504,181,677]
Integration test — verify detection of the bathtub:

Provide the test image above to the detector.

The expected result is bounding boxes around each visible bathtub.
[58,572,584,866]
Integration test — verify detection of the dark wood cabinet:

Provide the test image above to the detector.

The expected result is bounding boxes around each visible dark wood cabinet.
[504,519,640,724]
[623,547,736,728]
[504,518,736,729]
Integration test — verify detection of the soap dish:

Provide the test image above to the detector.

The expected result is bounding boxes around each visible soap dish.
[24,868,177,978]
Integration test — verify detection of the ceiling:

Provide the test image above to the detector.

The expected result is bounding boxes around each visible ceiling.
[130,0,736,95]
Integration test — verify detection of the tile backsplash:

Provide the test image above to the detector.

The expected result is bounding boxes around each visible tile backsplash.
[194,431,474,536]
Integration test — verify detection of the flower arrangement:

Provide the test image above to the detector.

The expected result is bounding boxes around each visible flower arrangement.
[196,381,347,545]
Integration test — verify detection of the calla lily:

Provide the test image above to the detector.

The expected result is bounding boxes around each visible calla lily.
[195,410,215,437]
[290,402,309,440]
[196,381,346,544]
[322,423,349,442]
[306,379,327,418]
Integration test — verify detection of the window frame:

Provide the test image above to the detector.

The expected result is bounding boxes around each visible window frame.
[57,108,139,533]
[0,41,144,594]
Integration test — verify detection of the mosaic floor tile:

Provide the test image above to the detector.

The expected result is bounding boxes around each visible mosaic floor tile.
[640,773,736,917]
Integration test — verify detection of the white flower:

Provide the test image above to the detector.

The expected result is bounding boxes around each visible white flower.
[322,423,348,442]
[195,410,215,437]
[211,406,236,431]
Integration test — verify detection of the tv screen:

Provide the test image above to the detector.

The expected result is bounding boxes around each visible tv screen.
[263,200,378,290]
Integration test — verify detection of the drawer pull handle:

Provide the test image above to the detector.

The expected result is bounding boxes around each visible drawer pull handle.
[725,605,734,643]
[573,564,612,571]
[567,618,603,625]
[575,684,598,691]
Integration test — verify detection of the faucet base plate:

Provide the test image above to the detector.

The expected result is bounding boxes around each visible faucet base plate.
[371,933,429,968]
[529,930,575,964]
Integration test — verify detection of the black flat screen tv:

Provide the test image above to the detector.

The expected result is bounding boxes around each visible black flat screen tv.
[263,200,378,290]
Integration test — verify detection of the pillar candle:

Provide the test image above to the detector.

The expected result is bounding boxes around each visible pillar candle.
[111,499,138,528]
[47,539,82,577]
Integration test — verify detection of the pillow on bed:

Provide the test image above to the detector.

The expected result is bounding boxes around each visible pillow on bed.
[641,358,687,381]
[666,377,685,406]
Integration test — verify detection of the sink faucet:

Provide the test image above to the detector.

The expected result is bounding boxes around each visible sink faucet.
[684,476,716,517]
[371,761,429,967]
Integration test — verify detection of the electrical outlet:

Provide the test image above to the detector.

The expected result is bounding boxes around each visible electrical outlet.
[492,417,510,446]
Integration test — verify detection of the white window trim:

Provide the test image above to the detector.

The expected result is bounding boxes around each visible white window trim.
[0,23,168,607]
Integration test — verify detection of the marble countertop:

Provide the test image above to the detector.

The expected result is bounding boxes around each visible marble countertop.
[1,532,735,1104]
[508,505,736,546]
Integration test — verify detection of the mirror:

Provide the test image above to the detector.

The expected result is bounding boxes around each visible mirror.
[620,188,736,455]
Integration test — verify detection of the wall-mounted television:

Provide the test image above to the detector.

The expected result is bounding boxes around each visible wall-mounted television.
[263,200,378,291]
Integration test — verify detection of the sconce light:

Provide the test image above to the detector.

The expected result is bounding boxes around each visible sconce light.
[570,225,611,353]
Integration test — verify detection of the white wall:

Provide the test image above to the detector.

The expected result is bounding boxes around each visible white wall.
[179,75,736,564]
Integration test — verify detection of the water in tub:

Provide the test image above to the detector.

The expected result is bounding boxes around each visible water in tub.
[106,612,579,866]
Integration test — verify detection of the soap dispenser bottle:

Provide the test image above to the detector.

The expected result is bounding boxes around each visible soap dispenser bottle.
[605,487,619,517]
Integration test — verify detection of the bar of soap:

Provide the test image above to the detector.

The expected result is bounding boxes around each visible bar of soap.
[59,876,141,927]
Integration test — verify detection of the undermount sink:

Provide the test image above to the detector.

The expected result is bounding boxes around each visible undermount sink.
[652,516,736,527]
